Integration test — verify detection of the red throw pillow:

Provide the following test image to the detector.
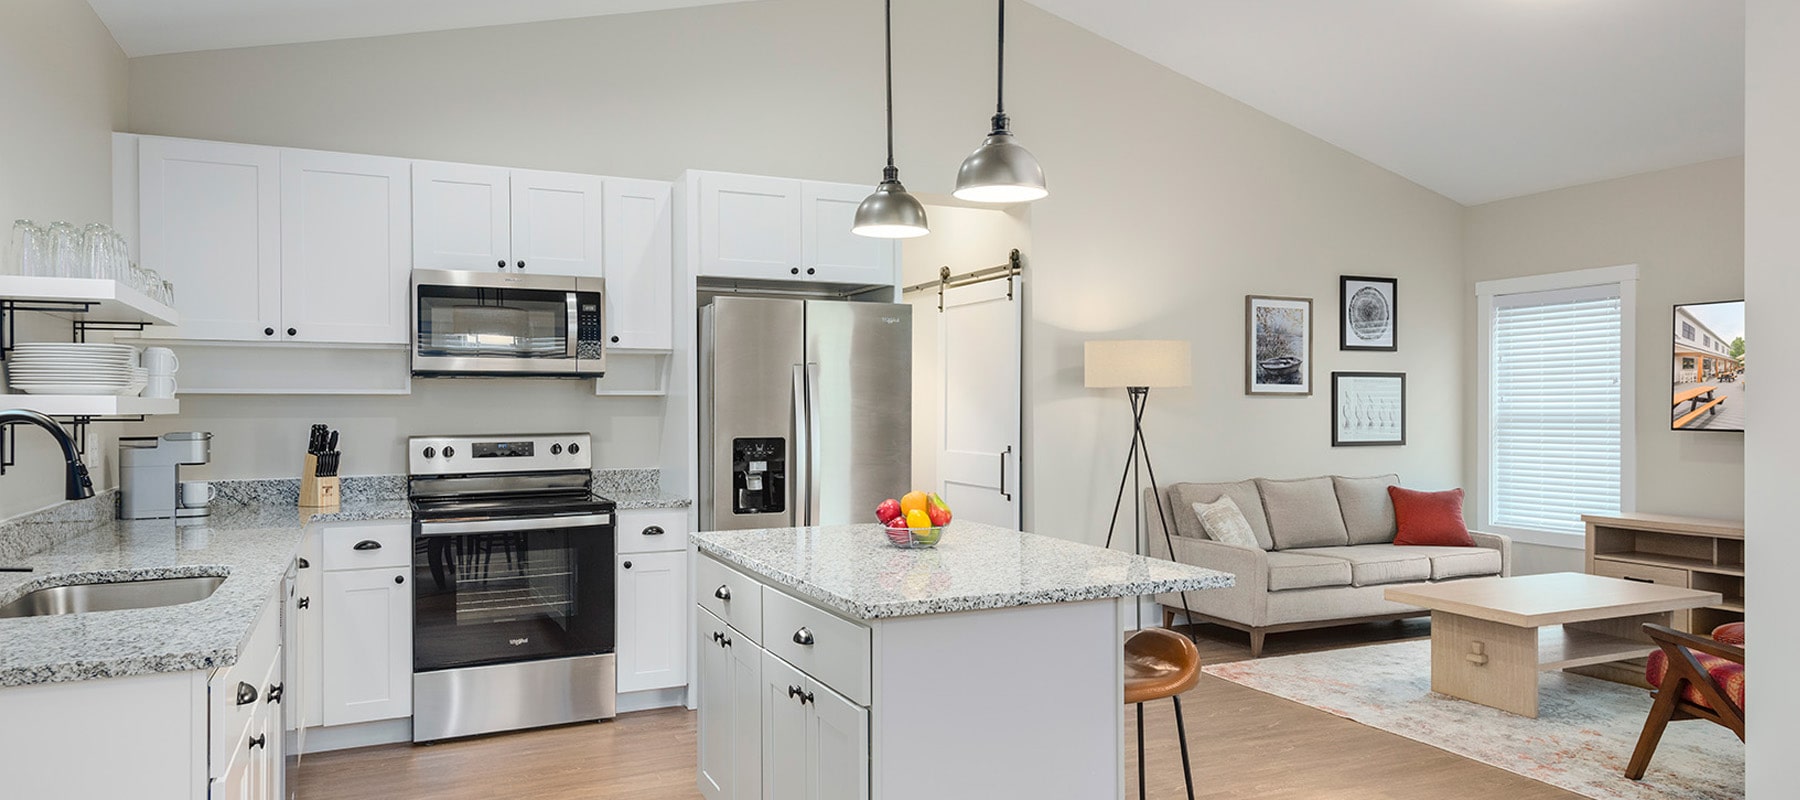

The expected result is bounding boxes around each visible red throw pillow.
[1388,486,1475,547]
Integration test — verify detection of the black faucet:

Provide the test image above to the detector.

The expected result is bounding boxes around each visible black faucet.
[0,409,95,500]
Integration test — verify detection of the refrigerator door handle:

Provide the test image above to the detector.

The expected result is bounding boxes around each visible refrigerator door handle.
[792,364,810,526]
[806,362,823,526]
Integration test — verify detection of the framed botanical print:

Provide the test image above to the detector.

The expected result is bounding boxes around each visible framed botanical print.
[1246,295,1313,395]
[1332,371,1406,446]
[1340,275,1397,351]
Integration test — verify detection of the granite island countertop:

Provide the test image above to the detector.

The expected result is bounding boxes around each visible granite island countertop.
[0,496,412,688]
[691,521,1234,620]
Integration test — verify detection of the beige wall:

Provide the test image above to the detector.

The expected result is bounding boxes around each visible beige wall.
[123,0,1467,543]
[1461,158,1745,569]
[0,0,128,519]
[1745,0,1798,789]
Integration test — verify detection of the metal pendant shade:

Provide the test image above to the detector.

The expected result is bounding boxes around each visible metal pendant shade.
[954,0,1047,204]
[853,0,929,239]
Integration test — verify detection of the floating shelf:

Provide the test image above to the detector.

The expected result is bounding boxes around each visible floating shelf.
[0,275,180,327]
[0,395,178,417]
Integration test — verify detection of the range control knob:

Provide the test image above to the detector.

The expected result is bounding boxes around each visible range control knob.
[551,443,563,455]
[568,443,581,455]
[442,446,456,459]
[423,446,437,459]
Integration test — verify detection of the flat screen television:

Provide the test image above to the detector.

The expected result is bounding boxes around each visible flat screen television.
[1671,300,1745,432]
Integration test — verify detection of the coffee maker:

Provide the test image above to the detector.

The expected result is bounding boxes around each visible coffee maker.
[118,432,213,520]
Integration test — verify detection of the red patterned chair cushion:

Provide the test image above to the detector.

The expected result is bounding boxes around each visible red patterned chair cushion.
[1712,622,1746,647]
[1645,649,1746,710]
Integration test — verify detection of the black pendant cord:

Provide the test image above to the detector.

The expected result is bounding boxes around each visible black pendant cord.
[1100,387,1197,639]
[995,0,1005,116]
[884,0,896,171]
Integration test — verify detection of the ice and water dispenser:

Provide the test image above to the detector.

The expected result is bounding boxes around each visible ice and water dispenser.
[731,437,786,514]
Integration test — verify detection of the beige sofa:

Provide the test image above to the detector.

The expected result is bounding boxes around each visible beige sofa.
[1145,475,1511,657]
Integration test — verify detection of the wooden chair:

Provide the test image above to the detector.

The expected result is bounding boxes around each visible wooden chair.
[1625,623,1745,780]
[1125,628,1201,799]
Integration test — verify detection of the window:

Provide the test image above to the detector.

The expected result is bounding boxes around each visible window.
[1682,321,1696,340]
[1477,266,1637,543]
[1683,357,1697,370]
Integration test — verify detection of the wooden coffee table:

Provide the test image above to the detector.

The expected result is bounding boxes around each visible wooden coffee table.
[1385,572,1720,717]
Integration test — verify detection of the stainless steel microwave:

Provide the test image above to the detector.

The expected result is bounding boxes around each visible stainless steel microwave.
[411,269,606,377]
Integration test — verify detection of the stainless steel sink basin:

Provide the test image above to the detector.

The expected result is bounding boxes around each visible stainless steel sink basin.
[0,575,225,619]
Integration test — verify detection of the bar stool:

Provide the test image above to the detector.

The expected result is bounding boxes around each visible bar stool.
[1124,627,1200,799]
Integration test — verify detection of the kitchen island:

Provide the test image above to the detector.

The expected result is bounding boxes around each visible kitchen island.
[691,520,1234,800]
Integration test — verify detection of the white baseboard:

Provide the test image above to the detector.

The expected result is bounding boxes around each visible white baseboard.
[617,686,689,714]
[298,718,412,754]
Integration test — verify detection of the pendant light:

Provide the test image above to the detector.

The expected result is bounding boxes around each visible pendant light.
[853,0,929,239]
[953,0,1047,204]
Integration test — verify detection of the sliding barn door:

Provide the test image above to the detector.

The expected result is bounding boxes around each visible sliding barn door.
[937,278,1022,529]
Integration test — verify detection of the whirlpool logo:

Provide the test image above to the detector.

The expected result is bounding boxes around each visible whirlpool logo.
[509,637,530,647]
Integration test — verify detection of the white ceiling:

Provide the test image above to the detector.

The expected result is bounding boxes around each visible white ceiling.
[87,0,755,58]
[1025,0,1745,205]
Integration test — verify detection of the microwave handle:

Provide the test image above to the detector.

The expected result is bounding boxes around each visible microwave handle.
[565,292,579,359]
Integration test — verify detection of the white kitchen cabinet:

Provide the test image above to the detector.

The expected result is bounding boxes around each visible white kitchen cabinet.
[697,607,763,800]
[412,161,511,272]
[801,181,895,286]
[696,172,803,280]
[761,649,868,800]
[511,169,604,278]
[279,150,412,344]
[293,530,324,736]
[617,550,688,693]
[321,566,412,726]
[603,178,674,349]
[138,137,282,341]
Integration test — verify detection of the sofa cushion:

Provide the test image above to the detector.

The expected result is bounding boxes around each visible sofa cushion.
[1265,551,1353,592]
[1193,496,1259,549]
[1257,477,1351,550]
[1389,486,1475,547]
[1286,545,1432,587]
[1333,475,1400,545]
[1171,481,1274,550]
[1418,545,1503,580]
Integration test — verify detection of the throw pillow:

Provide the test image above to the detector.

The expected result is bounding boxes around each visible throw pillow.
[1192,497,1260,549]
[1388,486,1475,547]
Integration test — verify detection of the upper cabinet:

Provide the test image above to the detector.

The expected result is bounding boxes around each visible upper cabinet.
[690,171,896,286]
[413,163,604,278]
[604,179,675,350]
[280,150,412,344]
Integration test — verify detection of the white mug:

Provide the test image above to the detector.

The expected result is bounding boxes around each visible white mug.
[180,481,215,508]
[142,347,179,376]
[145,375,177,399]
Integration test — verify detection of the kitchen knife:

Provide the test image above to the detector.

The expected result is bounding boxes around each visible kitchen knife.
[326,430,338,453]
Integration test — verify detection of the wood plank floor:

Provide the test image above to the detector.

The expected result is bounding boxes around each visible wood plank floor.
[297,620,1583,799]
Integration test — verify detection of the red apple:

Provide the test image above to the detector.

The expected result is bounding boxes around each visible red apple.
[875,498,903,523]
[884,515,910,530]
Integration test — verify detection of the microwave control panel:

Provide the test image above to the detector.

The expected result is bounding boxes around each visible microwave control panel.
[577,299,604,343]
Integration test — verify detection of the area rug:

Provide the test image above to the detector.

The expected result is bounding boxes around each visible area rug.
[1203,640,1743,800]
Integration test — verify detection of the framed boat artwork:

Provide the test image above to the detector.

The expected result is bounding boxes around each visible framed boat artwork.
[1246,295,1313,395]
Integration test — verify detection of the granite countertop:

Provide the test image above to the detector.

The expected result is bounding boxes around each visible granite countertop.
[0,496,410,688]
[691,521,1235,620]
[605,490,692,510]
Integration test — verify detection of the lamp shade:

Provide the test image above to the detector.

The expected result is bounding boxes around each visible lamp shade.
[1084,340,1192,388]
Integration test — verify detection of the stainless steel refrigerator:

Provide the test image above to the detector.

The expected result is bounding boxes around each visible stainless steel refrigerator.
[700,297,911,531]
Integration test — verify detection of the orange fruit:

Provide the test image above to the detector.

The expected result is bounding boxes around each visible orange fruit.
[900,491,928,517]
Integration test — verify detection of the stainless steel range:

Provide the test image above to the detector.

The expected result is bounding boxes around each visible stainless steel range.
[408,433,616,742]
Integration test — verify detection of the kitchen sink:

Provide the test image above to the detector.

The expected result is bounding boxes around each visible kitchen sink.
[0,575,225,619]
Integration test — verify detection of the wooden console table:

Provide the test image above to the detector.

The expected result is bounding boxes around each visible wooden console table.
[1583,512,1745,635]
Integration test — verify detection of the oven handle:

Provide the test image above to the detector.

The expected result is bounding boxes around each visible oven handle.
[416,513,612,537]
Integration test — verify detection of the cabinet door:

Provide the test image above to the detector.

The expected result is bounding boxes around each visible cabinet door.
[412,162,511,272]
[321,568,412,726]
[726,620,764,800]
[138,137,282,340]
[762,650,810,800]
[697,173,802,280]
[807,678,869,800]
[801,181,896,286]
[511,169,604,277]
[696,610,731,799]
[617,551,688,693]
[603,178,674,349]
[209,730,251,800]
[279,150,412,344]
[297,533,324,731]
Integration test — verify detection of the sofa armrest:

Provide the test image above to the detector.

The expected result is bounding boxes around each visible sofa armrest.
[1168,536,1266,594]
[1468,530,1513,577]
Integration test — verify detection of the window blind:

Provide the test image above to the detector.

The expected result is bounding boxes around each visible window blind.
[1490,285,1623,535]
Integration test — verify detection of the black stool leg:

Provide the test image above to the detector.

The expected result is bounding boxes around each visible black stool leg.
[1136,702,1146,799]
[1172,695,1195,800]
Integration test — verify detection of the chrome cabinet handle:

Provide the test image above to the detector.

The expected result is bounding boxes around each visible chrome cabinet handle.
[714,585,731,601]
[793,627,815,646]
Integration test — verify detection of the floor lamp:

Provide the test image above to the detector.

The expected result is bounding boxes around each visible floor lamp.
[1085,339,1195,634]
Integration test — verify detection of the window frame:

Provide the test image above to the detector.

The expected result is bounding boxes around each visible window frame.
[1475,264,1639,548]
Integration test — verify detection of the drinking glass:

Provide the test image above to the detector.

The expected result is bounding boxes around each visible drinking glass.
[8,220,47,276]
[82,223,112,280]
[48,222,81,278]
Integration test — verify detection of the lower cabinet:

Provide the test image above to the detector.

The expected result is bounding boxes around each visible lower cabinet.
[762,650,869,800]
[696,607,764,800]
[212,643,284,800]
[320,565,413,725]
[617,550,689,693]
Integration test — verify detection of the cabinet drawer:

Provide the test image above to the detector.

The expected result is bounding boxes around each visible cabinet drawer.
[617,508,688,554]
[1592,558,1689,587]
[762,588,870,706]
[696,555,762,644]
[322,521,411,570]
[210,589,282,778]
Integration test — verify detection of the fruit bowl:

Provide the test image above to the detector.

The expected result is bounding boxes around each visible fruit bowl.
[883,524,945,549]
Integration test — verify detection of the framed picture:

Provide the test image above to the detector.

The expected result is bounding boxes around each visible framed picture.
[1340,276,1397,351]
[1670,299,1744,432]
[1245,295,1313,395]
[1332,371,1406,446]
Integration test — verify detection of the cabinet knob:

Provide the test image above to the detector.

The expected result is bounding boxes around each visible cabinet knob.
[610,335,620,344]
[394,575,405,585]
[790,267,800,275]
[623,560,633,569]
[788,685,803,702]
[793,627,815,646]
[267,683,284,704]
[248,734,266,751]
[713,631,725,644]
[714,585,731,601]
[287,327,297,337]
[264,327,275,337]
[297,596,310,609]
[807,268,816,275]
[498,260,507,270]
[517,260,526,270]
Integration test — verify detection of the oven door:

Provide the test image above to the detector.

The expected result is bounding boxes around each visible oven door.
[412,512,615,672]
[411,269,604,376]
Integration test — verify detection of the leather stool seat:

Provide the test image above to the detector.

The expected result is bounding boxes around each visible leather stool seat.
[1125,628,1201,704]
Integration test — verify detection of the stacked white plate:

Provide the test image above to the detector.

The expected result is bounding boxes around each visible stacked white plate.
[7,343,149,396]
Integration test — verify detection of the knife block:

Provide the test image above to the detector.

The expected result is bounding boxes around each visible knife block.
[300,454,340,509]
